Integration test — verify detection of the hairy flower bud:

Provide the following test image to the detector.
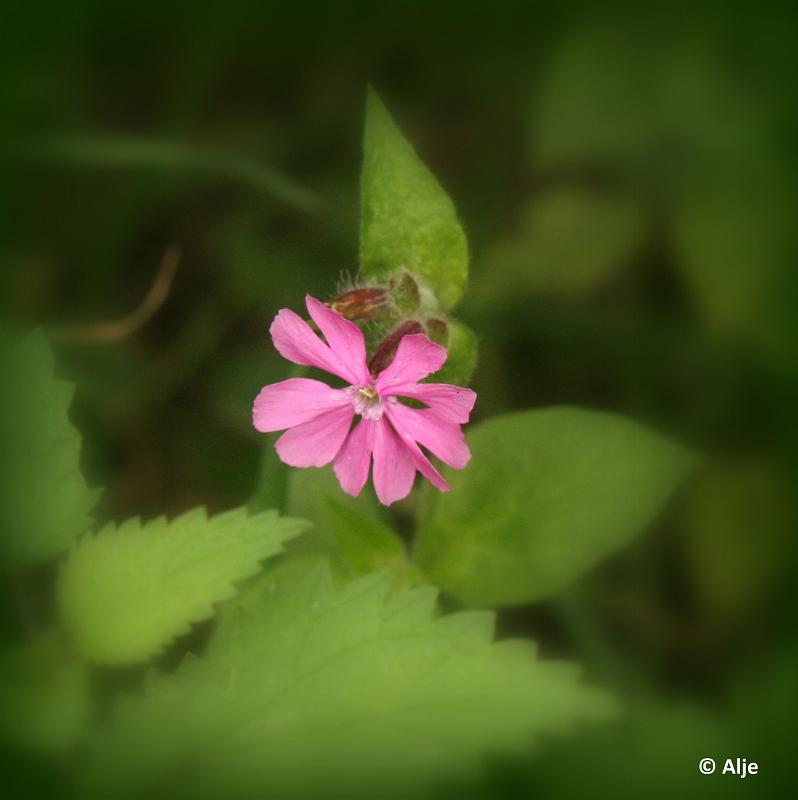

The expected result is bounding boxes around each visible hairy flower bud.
[368,320,424,375]
[330,287,389,320]
[425,317,449,345]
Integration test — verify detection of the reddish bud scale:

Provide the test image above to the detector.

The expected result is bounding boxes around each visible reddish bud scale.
[368,320,424,376]
[425,317,449,345]
[330,287,389,320]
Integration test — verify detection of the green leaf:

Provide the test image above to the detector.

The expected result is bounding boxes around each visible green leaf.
[285,465,382,556]
[319,494,406,573]
[0,330,100,569]
[84,564,609,799]
[471,188,644,307]
[0,631,89,754]
[360,88,468,310]
[57,507,307,665]
[416,408,693,607]
[434,318,478,386]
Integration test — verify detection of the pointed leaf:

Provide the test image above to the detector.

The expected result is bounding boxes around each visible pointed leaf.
[361,89,468,310]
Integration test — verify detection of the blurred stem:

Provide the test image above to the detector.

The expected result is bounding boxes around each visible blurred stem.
[29,136,321,215]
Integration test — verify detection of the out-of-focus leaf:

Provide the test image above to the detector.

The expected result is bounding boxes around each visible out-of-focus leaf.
[57,508,307,665]
[472,189,644,307]
[673,164,797,363]
[416,408,693,607]
[84,564,610,800]
[0,631,89,754]
[681,459,793,624]
[361,89,468,310]
[533,28,662,168]
[285,465,382,556]
[319,494,405,573]
[0,330,100,569]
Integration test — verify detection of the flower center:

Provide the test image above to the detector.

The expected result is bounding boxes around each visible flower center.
[349,385,383,421]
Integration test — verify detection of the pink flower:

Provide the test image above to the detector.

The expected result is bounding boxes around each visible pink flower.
[253,295,476,506]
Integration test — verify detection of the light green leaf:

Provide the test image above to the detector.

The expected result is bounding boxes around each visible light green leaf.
[84,564,609,799]
[0,330,100,569]
[361,88,468,310]
[57,507,307,665]
[0,631,89,754]
[472,188,644,307]
[416,408,693,607]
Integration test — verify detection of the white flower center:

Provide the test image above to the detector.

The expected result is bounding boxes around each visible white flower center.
[349,385,383,421]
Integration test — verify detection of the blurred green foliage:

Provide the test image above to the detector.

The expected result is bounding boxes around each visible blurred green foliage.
[1,1,797,798]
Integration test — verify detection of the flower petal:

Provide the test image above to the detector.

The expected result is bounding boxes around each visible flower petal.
[374,334,447,393]
[306,296,369,385]
[386,383,477,423]
[274,406,354,468]
[384,416,450,493]
[371,418,417,506]
[333,419,375,498]
[385,402,471,470]
[253,378,351,433]
[269,308,361,384]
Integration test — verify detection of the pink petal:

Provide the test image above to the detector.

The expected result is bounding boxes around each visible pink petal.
[386,383,477,423]
[274,406,354,468]
[371,418,417,505]
[269,308,361,384]
[384,416,450,493]
[333,419,375,497]
[374,334,447,393]
[253,378,351,433]
[385,402,471,470]
[306,296,369,385]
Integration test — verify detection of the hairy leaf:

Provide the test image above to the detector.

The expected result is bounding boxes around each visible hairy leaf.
[361,88,468,310]
[85,564,609,799]
[0,330,99,569]
[58,508,307,665]
[416,408,694,607]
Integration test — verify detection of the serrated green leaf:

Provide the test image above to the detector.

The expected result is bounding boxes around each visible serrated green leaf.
[416,408,694,607]
[361,88,468,310]
[84,564,609,799]
[0,330,100,569]
[57,507,308,665]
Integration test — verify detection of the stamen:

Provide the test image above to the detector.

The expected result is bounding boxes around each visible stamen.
[358,386,378,400]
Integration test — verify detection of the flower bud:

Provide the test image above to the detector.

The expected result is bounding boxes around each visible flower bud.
[388,271,421,315]
[368,320,424,375]
[330,286,389,320]
[424,317,448,345]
